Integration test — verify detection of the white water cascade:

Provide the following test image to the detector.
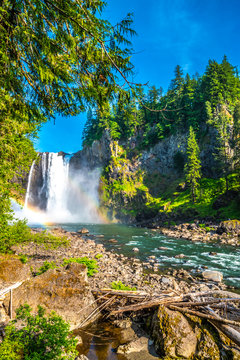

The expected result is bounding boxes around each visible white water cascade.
[21,152,102,224]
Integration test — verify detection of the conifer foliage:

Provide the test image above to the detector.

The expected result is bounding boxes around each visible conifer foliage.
[184,127,202,203]
[0,0,135,230]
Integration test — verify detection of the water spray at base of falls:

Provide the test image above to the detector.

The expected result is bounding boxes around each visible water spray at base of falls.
[16,152,104,225]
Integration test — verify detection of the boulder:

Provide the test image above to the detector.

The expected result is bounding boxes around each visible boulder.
[117,336,149,354]
[4,263,97,330]
[202,270,223,283]
[150,305,198,359]
[78,228,89,234]
[217,220,240,235]
[132,247,139,252]
[0,257,31,284]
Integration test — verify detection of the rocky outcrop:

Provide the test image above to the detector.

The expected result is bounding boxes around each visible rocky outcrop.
[3,263,97,330]
[70,130,112,171]
[150,305,225,359]
[139,133,187,176]
[217,220,240,235]
[0,257,31,284]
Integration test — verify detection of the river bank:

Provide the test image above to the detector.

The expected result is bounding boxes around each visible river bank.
[0,227,240,359]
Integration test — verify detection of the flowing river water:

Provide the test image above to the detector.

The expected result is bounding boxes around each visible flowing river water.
[40,222,238,360]
[40,223,240,288]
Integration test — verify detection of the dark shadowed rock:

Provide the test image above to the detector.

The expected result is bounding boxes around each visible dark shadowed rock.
[217,220,240,235]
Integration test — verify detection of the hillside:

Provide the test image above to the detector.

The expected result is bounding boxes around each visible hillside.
[79,57,240,225]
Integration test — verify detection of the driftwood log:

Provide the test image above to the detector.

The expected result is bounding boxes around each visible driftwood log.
[91,288,240,348]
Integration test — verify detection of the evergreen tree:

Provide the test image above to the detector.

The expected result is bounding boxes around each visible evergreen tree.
[233,102,240,173]
[184,127,202,202]
[0,0,136,237]
[208,107,233,190]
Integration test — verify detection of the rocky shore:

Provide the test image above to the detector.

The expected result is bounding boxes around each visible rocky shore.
[151,219,240,247]
[0,227,239,359]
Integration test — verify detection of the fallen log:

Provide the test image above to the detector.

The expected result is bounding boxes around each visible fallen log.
[168,305,240,327]
[170,298,240,308]
[109,295,183,316]
[206,307,240,348]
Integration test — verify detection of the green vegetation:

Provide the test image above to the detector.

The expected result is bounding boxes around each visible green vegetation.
[0,304,77,360]
[0,0,136,253]
[111,280,136,291]
[184,127,202,202]
[83,56,240,223]
[62,257,98,277]
[19,254,28,264]
[35,261,57,276]
[0,222,69,254]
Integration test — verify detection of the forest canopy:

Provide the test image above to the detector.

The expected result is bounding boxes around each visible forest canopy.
[0,0,136,232]
[83,56,240,149]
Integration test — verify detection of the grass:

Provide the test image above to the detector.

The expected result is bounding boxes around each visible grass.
[111,280,136,291]
[62,257,98,277]
[145,173,240,221]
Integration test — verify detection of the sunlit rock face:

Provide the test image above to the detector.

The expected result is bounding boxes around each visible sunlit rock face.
[70,130,112,171]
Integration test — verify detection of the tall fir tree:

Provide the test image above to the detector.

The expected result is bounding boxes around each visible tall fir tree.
[233,102,240,173]
[184,127,202,202]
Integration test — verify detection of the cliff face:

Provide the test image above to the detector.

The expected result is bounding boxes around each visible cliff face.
[69,131,112,171]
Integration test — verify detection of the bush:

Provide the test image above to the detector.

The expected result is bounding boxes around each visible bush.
[62,257,98,277]
[0,304,77,360]
[111,281,136,291]
[35,261,57,276]
[0,219,69,254]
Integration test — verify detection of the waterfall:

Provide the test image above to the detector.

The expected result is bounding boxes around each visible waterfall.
[23,152,102,224]
[24,160,36,208]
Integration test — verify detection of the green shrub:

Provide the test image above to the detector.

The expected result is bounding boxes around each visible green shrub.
[111,280,136,291]
[0,219,69,254]
[95,253,103,259]
[62,257,98,277]
[0,304,77,360]
[35,261,57,276]
[19,254,28,264]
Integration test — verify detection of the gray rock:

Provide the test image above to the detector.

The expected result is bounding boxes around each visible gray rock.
[117,336,149,354]
[132,247,139,252]
[202,270,223,282]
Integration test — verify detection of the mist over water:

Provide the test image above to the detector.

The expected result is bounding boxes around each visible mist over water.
[17,152,103,224]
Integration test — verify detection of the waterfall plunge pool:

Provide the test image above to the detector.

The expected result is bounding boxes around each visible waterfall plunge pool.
[32,223,240,288]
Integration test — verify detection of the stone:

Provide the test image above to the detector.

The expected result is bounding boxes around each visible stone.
[78,228,89,234]
[174,253,186,258]
[217,219,240,235]
[4,263,97,330]
[118,327,136,345]
[117,336,149,354]
[132,247,139,252]
[76,355,89,360]
[151,306,197,359]
[0,257,31,284]
[209,252,217,256]
[109,239,118,243]
[202,270,223,282]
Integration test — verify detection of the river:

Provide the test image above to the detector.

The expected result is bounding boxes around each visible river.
[37,223,240,288]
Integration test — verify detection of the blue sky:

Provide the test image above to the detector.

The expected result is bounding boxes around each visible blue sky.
[36,0,240,153]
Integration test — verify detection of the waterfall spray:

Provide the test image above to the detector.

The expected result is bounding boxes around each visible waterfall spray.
[22,152,102,224]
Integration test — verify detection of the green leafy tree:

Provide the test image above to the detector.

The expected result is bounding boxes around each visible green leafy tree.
[184,127,202,202]
[0,304,77,360]
[0,0,136,241]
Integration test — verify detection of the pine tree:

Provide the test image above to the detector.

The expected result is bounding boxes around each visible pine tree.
[184,127,202,202]
[233,102,240,173]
